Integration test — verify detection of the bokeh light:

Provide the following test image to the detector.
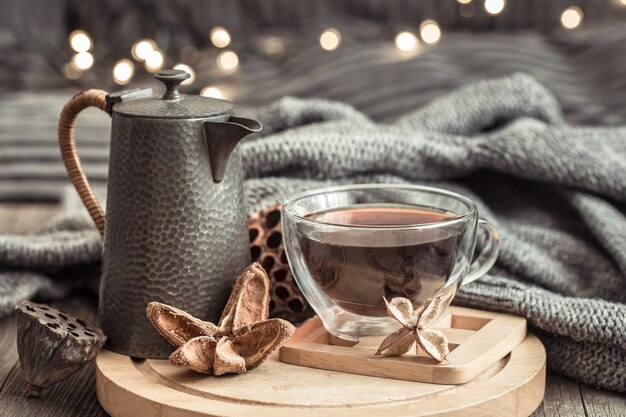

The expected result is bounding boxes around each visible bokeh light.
[173,63,195,85]
[484,0,505,15]
[420,20,442,45]
[144,49,165,73]
[69,30,92,53]
[210,26,231,48]
[71,52,94,71]
[395,31,419,52]
[320,28,341,51]
[561,7,583,29]
[200,86,224,99]
[263,37,287,57]
[132,39,156,61]
[64,63,82,80]
[217,50,239,73]
[113,59,135,85]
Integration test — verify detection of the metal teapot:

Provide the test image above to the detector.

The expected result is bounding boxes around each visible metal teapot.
[58,69,261,358]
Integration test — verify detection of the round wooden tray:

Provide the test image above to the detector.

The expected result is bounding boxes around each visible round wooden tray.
[96,333,546,417]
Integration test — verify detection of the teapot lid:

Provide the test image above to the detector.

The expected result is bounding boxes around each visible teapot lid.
[112,69,234,119]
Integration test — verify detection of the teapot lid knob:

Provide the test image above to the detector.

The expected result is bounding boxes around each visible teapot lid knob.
[154,69,190,100]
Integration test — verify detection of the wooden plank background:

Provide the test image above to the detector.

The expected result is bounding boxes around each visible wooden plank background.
[0,203,624,417]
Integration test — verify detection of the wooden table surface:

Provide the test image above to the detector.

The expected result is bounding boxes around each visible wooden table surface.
[0,203,624,417]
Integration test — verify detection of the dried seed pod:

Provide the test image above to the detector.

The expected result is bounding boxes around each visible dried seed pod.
[248,204,313,323]
[232,318,296,370]
[15,301,106,397]
[170,336,217,374]
[213,337,246,376]
[376,296,450,362]
[416,328,450,362]
[375,327,415,357]
[147,263,295,376]
[146,302,217,347]
[217,262,270,335]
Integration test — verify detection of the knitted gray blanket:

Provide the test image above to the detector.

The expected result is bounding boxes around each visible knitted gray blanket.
[1,74,625,392]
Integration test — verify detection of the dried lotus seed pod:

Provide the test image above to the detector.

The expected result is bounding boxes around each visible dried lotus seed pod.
[15,301,106,397]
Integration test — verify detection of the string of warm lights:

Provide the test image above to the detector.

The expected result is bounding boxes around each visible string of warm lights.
[64,1,622,92]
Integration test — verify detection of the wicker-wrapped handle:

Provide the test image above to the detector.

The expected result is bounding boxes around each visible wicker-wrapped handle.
[58,89,109,235]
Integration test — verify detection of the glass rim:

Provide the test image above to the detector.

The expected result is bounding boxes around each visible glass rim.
[282,183,477,231]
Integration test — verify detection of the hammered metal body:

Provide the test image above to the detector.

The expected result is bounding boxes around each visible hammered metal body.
[99,113,251,359]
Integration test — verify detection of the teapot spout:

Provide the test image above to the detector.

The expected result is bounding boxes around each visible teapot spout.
[203,116,262,183]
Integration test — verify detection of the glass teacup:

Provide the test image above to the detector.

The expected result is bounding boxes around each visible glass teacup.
[281,184,499,341]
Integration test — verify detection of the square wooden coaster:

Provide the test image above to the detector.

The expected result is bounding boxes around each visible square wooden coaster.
[279,306,527,384]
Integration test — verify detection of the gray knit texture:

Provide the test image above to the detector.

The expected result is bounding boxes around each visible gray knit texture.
[1,74,625,392]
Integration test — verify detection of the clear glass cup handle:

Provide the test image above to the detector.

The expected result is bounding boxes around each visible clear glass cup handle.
[463,219,500,286]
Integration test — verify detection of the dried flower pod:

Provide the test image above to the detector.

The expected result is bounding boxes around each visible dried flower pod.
[15,301,106,397]
[147,262,296,376]
[217,262,270,335]
[376,327,415,357]
[248,204,313,323]
[169,336,217,374]
[213,337,246,376]
[146,302,217,347]
[376,296,450,362]
[231,318,296,370]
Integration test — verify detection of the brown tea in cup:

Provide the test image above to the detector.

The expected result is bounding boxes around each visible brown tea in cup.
[301,206,465,316]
